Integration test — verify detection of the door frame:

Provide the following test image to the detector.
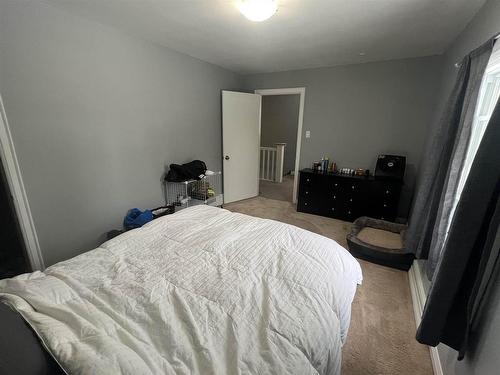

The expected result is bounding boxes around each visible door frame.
[254,87,305,204]
[0,93,44,271]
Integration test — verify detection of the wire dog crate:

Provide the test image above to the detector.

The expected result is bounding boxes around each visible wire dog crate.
[166,171,223,211]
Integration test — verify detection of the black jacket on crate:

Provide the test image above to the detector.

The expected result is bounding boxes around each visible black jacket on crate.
[165,160,207,182]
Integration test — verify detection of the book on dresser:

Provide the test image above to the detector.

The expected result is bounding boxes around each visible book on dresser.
[297,168,403,222]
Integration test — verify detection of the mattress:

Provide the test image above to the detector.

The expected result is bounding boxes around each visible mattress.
[0,205,362,375]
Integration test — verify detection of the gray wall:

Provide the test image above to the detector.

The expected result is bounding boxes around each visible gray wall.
[416,0,500,374]
[261,95,300,175]
[243,56,443,217]
[0,1,241,266]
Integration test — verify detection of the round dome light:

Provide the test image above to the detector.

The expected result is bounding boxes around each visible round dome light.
[237,0,277,22]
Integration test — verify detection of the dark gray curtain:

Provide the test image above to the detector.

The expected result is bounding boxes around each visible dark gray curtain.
[416,97,500,358]
[405,38,495,266]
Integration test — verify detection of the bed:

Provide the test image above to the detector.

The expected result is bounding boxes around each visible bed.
[0,205,362,375]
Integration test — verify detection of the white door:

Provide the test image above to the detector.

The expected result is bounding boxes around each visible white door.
[222,90,261,203]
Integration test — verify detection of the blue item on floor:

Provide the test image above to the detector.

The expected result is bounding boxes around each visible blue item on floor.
[124,208,153,230]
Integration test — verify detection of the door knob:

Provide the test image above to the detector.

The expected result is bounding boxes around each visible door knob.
[225,155,230,160]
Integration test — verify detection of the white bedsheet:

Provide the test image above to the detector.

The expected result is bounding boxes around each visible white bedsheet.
[0,205,362,375]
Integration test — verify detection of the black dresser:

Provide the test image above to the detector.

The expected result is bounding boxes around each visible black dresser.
[297,169,402,222]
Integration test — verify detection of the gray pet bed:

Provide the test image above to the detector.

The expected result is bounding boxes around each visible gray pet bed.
[346,216,414,271]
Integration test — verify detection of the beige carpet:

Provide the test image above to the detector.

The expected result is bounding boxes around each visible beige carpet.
[259,174,294,202]
[224,196,432,375]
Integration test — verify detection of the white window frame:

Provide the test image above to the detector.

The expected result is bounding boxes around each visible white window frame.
[446,44,500,233]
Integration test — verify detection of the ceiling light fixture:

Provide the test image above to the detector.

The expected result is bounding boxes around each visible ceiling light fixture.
[237,0,277,22]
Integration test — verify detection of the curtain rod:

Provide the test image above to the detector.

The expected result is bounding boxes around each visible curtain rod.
[455,34,500,68]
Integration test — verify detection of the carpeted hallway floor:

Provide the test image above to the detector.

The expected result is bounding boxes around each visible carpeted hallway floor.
[259,174,294,202]
[224,196,433,375]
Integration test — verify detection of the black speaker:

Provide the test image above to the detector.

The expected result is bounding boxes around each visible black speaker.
[375,155,406,181]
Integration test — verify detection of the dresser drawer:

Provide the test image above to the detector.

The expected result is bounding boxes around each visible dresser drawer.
[299,186,316,199]
[368,199,398,221]
[325,178,362,194]
[323,201,343,217]
[344,197,364,219]
[325,206,362,221]
[300,172,323,186]
[302,174,315,185]
[298,172,323,196]
[297,196,321,214]
[325,179,342,193]
[344,209,362,222]
[371,181,401,199]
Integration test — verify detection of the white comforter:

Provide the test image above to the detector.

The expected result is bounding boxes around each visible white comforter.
[0,205,362,375]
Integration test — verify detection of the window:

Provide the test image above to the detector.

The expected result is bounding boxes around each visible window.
[447,43,500,232]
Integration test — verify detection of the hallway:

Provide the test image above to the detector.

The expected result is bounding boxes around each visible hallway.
[259,174,294,202]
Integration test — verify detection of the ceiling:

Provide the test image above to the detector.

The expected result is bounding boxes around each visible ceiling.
[46,0,487,74]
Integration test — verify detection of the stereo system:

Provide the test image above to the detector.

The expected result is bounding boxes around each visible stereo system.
[375,155,406,181]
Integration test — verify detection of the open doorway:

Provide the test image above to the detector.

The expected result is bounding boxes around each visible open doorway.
[255,88,305,204]
[0,93,43,275]
[0,156,29,278]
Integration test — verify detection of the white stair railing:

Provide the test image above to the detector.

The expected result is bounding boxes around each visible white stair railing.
[260,143,286,183]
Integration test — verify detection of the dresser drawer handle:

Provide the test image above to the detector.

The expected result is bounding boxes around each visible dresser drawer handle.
[331,207,335,211]
[334,183,338,187]
[348,211,351,214]
[304,202,308,206]
[305,191,309,194]
[333,195,336,199]
[351,185,355,189]
[383,203,387,207]
[350,198,353,202]
[306,178,310,182]
[385,190,390,194]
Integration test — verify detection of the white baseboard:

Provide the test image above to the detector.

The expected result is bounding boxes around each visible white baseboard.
[409,262,443,375]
